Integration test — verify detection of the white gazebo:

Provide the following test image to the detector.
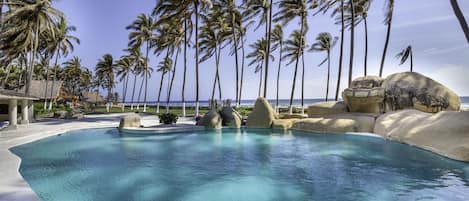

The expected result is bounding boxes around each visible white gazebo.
[0,90,39,130]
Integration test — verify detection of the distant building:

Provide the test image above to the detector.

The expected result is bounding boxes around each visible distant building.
[81,91,105,104]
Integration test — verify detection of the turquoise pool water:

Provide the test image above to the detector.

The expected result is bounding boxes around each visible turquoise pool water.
[11,128,469,201]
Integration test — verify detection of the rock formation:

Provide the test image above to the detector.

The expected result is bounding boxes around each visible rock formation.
[119,114,141,129]
[220,106,242,128]
[292,113,376,134]
[198,111,222,129]
[246,97,277,128]
[307,101,348,117]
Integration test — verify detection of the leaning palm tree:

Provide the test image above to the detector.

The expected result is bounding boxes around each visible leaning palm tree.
[95,54,116,106]
[116,56,133,111]
[310,32,338,102]
[396,45,413,72]
[450,0,469,43]
[48,17,79,110]
[379,0,394,77]
[283,30,305,114]
[156,57,172,114]
[126,14,156,112]
[271,24,283,112]
[274,0,309,114]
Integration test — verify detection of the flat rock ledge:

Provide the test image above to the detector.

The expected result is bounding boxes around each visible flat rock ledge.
[290,113,377,134]
[374,109,469,162]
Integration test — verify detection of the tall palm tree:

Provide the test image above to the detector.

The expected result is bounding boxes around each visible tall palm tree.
[62,56,83,96]
[126,14,156,112]
[243,0,272,98]
[283,30,305,114]
[310,32,338,102]
[450,0,469,43]
[48,17,79,110]
[116,56,133,111]
[348,0,356,87]
[156,57,172,114]
[379,0,394,77]
[95,54,116,105]
[125,48,145,110]
[199,6,230,103]
[274,0,308,114]
[247,38,273,97]
[271,24,283,112]
[396,45,413,72]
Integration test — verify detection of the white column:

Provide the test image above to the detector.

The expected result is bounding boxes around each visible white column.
[28,100,34,123]
[21,99,29,124]
[8,99,18,129]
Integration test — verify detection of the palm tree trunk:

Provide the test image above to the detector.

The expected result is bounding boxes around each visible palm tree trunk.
[166,67,171,113]
[231,11,240,107]
[364,16,368,76]
[48,48,60,110]
[122,73,129,111]
[379,1,394,77]
[326,51,331,102]
[182,18,188,117]
[211,44,221,103]
[335,0,345,101]
[26,17,40,96]
[289,21,305,115]
[301,51,305,115]
[258,67,263,97]
[43,54,52,110]
[450,0,469,43]
[157,72,165,114]
[238,35,246,107]
[137,75,144,110]
[348,0,355,87]
[194,1,200,116]
[167,48,180,114]
[143,42,150,112]
[130,73,138,110]
[410,50,413,72]
[276,43,283,113]
[264,0,273,98]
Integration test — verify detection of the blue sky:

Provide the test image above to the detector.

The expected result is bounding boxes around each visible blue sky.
[54,0,469,101]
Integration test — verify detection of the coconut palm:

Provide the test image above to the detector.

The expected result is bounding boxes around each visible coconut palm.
[62,56,84,96]
[310,32,338,102]
[95,54,116,105]
[450,0,469,43]
[396,45,413,72]
[271,24,283,112]
[283,30,305,114]
[0,0,63,96]
[156,57,172,114]
[379,0,394,77]
[116,56,133,111]
[274,0,309,114]
[243,0,272,97]
[48,17,79,110]
[126,14,156,112]
[124,48,145,110]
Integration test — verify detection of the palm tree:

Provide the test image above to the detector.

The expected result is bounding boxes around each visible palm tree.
[1,0,63,96]
[271,24,283,112]
[274,0,309,114]
[126,14,156,112]
[450,0,469,43]
[116,56,133,111]
[247,38,273,97]
[95,54,116,105]
[357,0,371,76]
[124,48,145,110]
[379,0,394,77]
[396,45,413,72]
[62,56,83,96]
[310,32,338,102]
[243,0,272,98]
[199,7,229,103]
[156,57,172,114]
[48,17,79,110]
[283,30,305,114]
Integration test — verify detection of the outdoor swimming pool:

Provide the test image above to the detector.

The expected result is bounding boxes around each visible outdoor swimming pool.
[11,128,469,201]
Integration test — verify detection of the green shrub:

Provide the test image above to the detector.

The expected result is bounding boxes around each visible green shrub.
[158,113,178,124]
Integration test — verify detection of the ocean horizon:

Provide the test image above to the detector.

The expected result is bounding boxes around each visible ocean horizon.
[123,96,469,109]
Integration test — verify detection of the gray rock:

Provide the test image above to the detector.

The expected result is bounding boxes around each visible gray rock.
[220,107,242,128]
[119,114,141,129]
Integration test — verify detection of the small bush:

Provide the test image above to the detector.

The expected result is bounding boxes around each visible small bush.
[158,113,178,124]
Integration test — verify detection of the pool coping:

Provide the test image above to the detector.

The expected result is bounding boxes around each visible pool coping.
[0,114,384,201]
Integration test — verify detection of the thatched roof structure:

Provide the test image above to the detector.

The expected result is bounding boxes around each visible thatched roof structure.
[19,80,63,99]
[81,91,105,103]
[0,90,39,101]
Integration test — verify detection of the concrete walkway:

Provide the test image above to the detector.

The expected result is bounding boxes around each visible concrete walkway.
[0,113,196,201]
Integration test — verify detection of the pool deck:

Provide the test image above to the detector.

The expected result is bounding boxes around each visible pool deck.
[0,113,197,201]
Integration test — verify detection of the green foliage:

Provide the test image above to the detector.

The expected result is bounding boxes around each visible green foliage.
[158,113,178,124]
[236,107,252,117]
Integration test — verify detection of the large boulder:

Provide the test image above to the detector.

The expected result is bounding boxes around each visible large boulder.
[220,107,242,128]
[307,101,348,118]
[272,119,298,130]
[382,72,461,113]
[291,113,376,134]
[53,110,68,119]
[119,114,141,129]
[198,111,222,129]
[374,110,469,162]
[343,76,386,113]
[246,97,277,128]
